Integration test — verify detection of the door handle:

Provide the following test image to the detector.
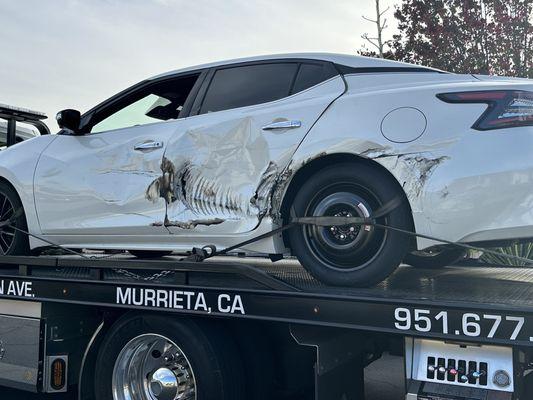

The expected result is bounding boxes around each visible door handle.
[134,141,164,151]
[262,120,302,131]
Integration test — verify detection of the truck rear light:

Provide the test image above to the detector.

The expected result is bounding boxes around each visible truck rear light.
[437,90,533,130]
[50,358,66,390]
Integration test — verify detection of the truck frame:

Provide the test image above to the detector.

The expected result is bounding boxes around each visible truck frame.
[0,254,532,399]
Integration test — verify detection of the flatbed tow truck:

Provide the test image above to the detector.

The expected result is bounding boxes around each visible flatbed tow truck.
[0,255,532,400]
[0,105,532,400]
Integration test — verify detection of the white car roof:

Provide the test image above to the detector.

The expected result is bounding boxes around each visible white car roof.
[151,52,440,79]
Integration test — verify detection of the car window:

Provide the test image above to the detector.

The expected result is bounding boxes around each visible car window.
[200,63,298,114]
[90,74,199,133]
[292,63,338,94]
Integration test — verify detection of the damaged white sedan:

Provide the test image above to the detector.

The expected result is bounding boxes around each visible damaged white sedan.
[0,53,532,286]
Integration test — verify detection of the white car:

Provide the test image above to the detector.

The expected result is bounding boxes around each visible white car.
[0,53,531,286]
[0,120,38,146]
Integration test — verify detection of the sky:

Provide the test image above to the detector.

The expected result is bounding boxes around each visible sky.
[0,0,399,131]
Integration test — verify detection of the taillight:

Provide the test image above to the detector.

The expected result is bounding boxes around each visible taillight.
[437,90,533,130]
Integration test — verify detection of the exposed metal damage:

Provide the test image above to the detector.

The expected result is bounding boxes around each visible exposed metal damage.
[147,151,449,228]
[401,155,449,196]
[147,156,290,228]
[153,217,225,229]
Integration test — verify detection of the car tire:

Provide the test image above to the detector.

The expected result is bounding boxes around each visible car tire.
[404,248,466,269]
[288,162,411,287]
[0,181,29,256]
[128,250,173,258]
[95,314,245,400]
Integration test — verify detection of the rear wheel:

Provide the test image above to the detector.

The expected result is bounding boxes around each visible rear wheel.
[287,162,411,287]
[0,182,29,255]
[404,247,466,269]
[95,314,245,400]
[128,250,173,258]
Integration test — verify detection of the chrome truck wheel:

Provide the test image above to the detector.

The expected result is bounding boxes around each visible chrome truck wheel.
[95,314,245,400]
[113,334,196,400]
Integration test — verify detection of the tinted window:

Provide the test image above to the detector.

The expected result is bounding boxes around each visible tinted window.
[292,63,337,94]
[200,63,298,113]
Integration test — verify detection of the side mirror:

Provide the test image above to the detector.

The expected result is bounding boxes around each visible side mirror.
[56,109,81,133]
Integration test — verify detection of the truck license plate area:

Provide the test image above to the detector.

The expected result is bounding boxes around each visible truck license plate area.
[407,339,514,393]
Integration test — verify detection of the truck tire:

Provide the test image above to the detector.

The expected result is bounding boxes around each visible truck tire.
[0,181,29,256]
[288,162,411,287]
[94,314,245,400]
[404,247,466,269]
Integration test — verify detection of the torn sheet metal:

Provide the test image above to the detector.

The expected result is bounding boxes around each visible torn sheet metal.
[148,118,277,229]
[144,76,346,234]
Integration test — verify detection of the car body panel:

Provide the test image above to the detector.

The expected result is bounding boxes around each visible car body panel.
[0,53,530,255]
[278,73,533,249]
[0,135,58,240]
[148,76,345,236]
[150,52,442,80]
[33,122,178,235]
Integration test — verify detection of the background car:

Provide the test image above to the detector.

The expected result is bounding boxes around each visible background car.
[0,120,38,147]
[0,53,531,286]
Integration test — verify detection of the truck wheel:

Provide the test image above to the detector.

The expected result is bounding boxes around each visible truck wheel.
[404,247,466,269]
[128,250,173,258]
[95,314,245,400]
[288,162,411,287]
[0,182,29,255]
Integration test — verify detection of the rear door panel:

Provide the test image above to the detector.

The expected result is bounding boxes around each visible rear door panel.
[156,75,345,235]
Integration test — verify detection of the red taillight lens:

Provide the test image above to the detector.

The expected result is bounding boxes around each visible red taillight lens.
[437,90,533,130]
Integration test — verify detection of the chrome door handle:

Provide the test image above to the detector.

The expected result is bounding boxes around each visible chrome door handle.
[134,141,164,150]
[262,120,302,131]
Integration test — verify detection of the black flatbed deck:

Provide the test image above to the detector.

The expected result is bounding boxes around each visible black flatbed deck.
[1,255,532,347]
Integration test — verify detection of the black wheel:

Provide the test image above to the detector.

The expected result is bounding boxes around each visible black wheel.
[288,162,411,287]
[95,314,245,400]
[0,181,29,255]
[128,250,173,258]
[404,247,466,269]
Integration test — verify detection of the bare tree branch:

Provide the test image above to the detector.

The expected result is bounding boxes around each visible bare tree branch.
[362,16,378,23]
[361,0,390,58]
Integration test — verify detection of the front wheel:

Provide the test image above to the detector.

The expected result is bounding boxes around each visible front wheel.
[287,162,411,287]
[0,182,29,255]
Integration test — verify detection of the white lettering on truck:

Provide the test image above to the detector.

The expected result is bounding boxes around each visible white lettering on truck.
[115,287,245,315]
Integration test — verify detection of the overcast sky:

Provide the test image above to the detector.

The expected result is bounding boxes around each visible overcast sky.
[0,0,398,131]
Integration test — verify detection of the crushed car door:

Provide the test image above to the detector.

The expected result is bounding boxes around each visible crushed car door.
[149,61,345,235]
[34,72,204,235]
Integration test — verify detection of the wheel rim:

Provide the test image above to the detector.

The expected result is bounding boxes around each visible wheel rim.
[0,193,16,255]
[112,334,197,400]
[303,183,388,271]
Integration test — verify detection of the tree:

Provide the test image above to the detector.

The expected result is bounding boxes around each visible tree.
[360,0,391,58]
[391,0,533,78]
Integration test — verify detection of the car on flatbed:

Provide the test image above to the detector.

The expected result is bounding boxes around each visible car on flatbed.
[0,53,531,287]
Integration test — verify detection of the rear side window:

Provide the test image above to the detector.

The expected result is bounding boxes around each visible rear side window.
[200,63,298,113]
[292,63,338,94]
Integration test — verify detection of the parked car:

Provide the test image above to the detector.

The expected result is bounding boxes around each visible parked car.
[0,53,531,286]
[0,120,38,147]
